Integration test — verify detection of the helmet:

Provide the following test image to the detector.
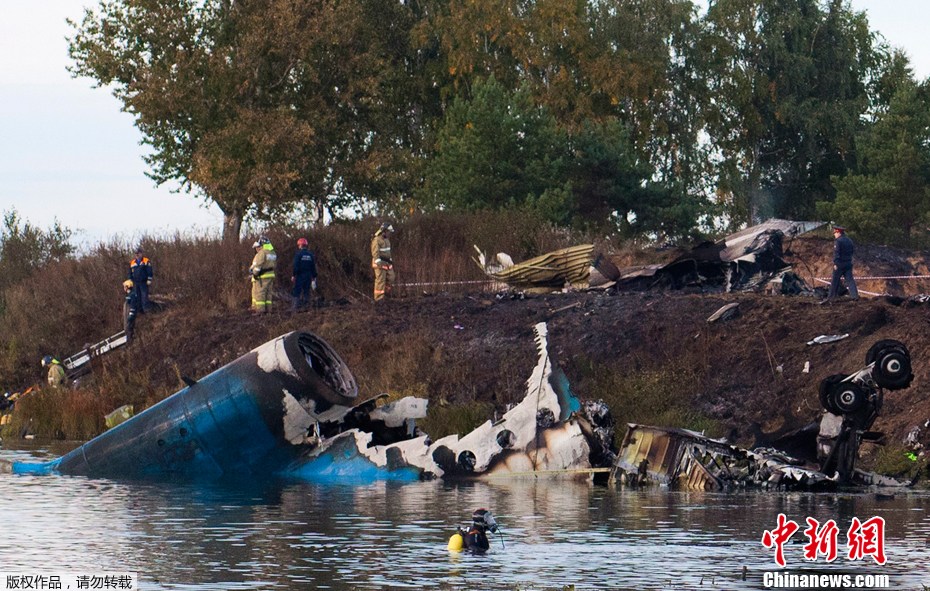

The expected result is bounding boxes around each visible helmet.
[41,355,52,367]
[252,241,261,249]
[123,279,134,290]
[472,508,498,533]
[832,225,845,233]
[258,236,270,246]
[380,223,394,233]
[297,238,308,247]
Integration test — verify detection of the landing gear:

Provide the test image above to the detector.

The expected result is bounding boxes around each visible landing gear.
[866,339,913,390]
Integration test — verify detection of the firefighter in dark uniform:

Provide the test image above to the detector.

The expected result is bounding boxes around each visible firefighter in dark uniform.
[291,237,318,311]
[128,247,153,312]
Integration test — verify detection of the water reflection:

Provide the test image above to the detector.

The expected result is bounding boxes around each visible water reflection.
[1,442,928,590]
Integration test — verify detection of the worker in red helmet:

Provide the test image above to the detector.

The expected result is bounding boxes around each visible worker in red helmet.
[291,237,318,311]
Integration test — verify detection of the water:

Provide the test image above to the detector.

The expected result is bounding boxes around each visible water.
[2,441,929,590]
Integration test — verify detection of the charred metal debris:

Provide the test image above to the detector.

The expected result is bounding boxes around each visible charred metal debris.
[610,339,916,491]
[474,219,824,294]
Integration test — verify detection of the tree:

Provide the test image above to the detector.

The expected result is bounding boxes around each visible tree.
[419,76,569,220]
[68,0,424,242]
[0,210,74,311]
[700,0,875,226]
[820,76,930,246]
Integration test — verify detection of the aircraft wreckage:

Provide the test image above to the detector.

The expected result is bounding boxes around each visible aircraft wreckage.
[611,339,916,490]
[474,219,825,294]
[11,326,915,490]
[12,323,614,482]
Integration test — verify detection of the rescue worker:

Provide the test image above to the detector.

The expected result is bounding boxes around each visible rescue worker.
[448,508,499,553]
[249,236,277,313]
[128,247,154,312]
[291,237,318,311]
[41,355,67,388]
[371,222,395,302]
[123,279,140,343]
[825,225,859,303]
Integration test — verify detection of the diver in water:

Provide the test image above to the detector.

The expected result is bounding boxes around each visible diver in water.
[448,508,500,553]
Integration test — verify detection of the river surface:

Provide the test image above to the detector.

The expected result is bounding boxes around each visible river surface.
[1,441,928,590]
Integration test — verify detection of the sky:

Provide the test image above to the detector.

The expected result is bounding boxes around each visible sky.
[1,1,928,247]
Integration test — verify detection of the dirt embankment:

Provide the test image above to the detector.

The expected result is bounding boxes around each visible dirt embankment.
[123,235,930,457]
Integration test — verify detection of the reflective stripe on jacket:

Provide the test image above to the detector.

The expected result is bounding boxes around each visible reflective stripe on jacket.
[371,235,391,267]
[250,244,277,280]
[129,257,153,283]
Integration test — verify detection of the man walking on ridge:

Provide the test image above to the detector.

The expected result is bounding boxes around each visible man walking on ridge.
[824,225,859,303]
[128,247,153,312]
[291,237,318,311]
[249,236,277,313]
[371,222,395,302]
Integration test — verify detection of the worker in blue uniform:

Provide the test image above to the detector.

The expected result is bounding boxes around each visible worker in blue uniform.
[128,247,154,312]
[824,225,859,303]
[291,237,318,311]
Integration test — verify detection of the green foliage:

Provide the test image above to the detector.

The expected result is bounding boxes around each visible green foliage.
[701,0,876,225]
[821,78,930,246]
[420,76,568,215]
[0,210,74,308]
[577,359,721,444]
[65,0,928,246]
[417,401,495,441]
[871,445,926,480]
[68,0,424,242]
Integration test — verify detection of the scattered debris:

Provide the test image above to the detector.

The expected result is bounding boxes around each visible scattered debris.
[104,405,134,429]
[807,334,850,346]
[611,424,836,490]
[611,339,916,489]
[474,244,595,291]
[707,303,740,323]
[615,219,824,294]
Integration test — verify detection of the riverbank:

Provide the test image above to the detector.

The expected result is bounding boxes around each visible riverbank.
[2,223,928,481]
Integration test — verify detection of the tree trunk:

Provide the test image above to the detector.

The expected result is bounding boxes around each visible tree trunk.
[222,209,243,245]
[748,144,762,225]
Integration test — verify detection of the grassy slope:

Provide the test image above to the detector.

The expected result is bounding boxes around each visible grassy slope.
[2,216,928,479]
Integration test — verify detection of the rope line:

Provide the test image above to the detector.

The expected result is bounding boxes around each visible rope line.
[395,279,491,287]
[814,274,930,281]
[813,278,883,297]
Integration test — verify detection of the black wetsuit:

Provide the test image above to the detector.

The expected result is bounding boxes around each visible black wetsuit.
[463,526,490,552]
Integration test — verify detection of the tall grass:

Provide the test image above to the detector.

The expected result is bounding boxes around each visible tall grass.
[0,211,580,439]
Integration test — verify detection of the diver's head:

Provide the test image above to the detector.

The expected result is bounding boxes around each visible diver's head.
[472,508,498,533]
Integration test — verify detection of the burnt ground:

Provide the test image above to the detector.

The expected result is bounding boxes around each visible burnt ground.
[98,235,930,467]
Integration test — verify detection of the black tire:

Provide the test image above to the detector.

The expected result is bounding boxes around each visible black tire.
[819,374,848,414]
[829,381,866,414]
[866,339,909,366]
[872,349,913,390]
